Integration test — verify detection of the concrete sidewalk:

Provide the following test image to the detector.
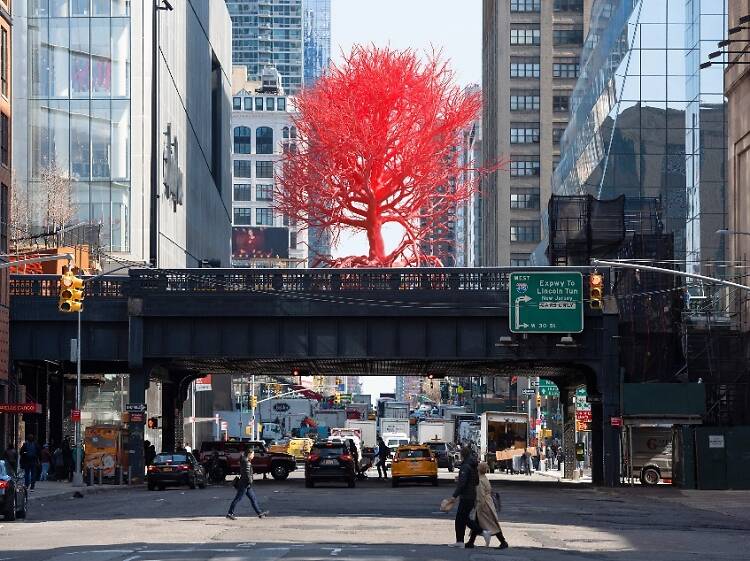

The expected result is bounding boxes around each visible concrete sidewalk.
[28,479,135,501]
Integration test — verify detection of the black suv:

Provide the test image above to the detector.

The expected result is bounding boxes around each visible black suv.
[425,441,455,471]
[305,442,356,488]
[0,460,27,521]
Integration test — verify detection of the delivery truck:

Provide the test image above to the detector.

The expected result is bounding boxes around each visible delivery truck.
[316,409,347,429]
[345,419,377,448]
[480,411,529,472]
[379,417,410,439]
[417,419,455,444]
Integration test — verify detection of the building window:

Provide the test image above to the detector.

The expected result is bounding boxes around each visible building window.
[233,97,242,110]
[2,28,8,98]
[510,123,540,144]
[510,90,540,111]
[233,183,252,202]
[256,207,273,226]
[553,127,566,144]
[233,160,252,178]
[256,160,274,178]
[256,183,273,201]
[289,230,297,249]
[290,127,298,139]
[233,126,252,154]
[510,253,532,267]
[553,58,580,78]
[553,95,570,112]
[256,126,274,155]
[234,207,252,225]
[510,0,540,12]
[554,0,584,12]
[283,126,290,139]
[553,28,584,46]
[510,187,540,210]
[510,158,541,176]
[510,57,540,79]
[266,97,275,111]
[244,97,253,111]
[510,220,540,242]
[255,97,264,111]
[277,97,286,111]
[0,113,8,167]
[510,26,541,46]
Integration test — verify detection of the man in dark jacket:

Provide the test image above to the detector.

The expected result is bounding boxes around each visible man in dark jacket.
[375,436,389,479]
[20,435,40,490]
[449,446,482,548]
[226,448,269,520]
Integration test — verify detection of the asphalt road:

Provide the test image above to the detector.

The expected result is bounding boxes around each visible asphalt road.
[2,469,749,561]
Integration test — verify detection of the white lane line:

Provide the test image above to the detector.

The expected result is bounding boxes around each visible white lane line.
[122,556,140,561]
[330,548,341,556]
[236,543,256,548]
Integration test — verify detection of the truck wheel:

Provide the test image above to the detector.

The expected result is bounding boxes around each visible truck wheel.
[641,467,660,486]
[271,464,290,481]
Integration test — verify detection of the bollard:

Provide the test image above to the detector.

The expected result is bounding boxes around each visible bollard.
[118,466,124,486]
[98,468,103,486]
[127,466,132,485]
[88,467,94,486]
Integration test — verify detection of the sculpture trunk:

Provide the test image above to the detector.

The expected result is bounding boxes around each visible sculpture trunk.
[367,216,386,264]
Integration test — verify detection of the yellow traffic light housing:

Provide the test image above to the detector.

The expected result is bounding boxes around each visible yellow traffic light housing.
[250,395,258,409]
[59,272,85,313]
[334,392,341,405]
[536,395,542,408]
[589,273,603,310]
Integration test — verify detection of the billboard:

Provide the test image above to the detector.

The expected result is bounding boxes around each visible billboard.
[232,227,289,260]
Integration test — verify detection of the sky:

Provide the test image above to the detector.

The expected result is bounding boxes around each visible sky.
[329,0,482,398]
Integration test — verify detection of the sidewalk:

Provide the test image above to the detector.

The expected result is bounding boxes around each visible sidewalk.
[534,467,592,483]
[27,479,135,501]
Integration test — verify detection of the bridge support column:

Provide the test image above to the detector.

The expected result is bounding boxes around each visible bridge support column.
[161,380,177,453]
[562,389,576,479]
[599,311,621,487]
[127,368,149,484]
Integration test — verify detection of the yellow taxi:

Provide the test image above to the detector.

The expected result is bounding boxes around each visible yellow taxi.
[390,444,438,487]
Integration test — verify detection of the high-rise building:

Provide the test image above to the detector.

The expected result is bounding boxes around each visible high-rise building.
[396,376,422,407]
[482,0,592,266]
[303,0,331,87]
[12,0,233,268]
[0,0,10,449]
[552,0,727,270]
[230,66,307,268]
[226,0,305,95]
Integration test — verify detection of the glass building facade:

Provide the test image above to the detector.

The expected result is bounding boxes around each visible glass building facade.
[27,0,131,251]
[303,0,330,87]
[226,0,304,94]
[553,0,727,267]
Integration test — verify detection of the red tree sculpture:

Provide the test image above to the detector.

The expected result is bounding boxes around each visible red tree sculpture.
[276,46,496,267]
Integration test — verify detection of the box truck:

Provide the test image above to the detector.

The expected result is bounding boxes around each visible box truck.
[345,419,377,448]
[417,419,455,444]
[480,411,529,472]
[316,409,347,429]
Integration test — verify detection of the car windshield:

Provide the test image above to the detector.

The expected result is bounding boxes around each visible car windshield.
[312,444,345,458]
[154,454,188,464]
[427,443,446,451]
[398,449,430,459]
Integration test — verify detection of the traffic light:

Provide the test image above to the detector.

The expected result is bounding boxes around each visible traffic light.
[536,395,542,408]
[250,395,258,409]
[334,392,341,405]
[58,272,84,313]
[589,272,604,310]
[147,417,158,429]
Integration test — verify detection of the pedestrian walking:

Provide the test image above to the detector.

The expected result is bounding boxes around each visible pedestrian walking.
[474,461,509,549]
[20,434,40,490]
[3,443,18,474]
[375,436,389,479]
[40,444,52,481]
[226,448,268,520]
[53,446,65,481]
[62,439,73,481]
[347,439,360,477]
[448,446,482,548]
[521,448,532,476]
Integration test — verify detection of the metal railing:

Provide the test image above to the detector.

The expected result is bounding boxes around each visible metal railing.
[12,267,601,297]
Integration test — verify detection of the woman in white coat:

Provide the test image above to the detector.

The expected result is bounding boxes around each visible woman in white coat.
[475,461,509,549]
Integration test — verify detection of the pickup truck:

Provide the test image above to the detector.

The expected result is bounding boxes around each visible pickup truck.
[198,439,297,481]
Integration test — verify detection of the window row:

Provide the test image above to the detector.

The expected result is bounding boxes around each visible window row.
[29,0,130,17]
[553,28,584,46]
[511,187,540,210]
[234,160,274,179]
[510,26,584,47]
[510,220,541,243]
[510,253,531,267]
[510,0,582,12]
[233,183,273,202]
[510,123,540,144]
[233,207,275,227]
[232,95,287,112]
[510,57,540,78]
[1,27,7,98]
[233,126,297,155]
[0,113,8,167]
[510,90,540,111]
[510,158,540,176]
[553,59,580,78]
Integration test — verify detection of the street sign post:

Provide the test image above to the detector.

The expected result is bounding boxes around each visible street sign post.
[71,409,81,422]
[509,272,584,333]
[521,388,536,397]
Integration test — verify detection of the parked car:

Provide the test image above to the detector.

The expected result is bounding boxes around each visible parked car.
[305,441,356,488]
[198,439,297,481]
[390,444,438,487]
[0,460,27,521]
[147,452,207,491]
[425,441,455,472]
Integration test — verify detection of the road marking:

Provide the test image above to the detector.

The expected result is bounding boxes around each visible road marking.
[122,556,140,561]
[330,548,341,556]
[236,543,256,548]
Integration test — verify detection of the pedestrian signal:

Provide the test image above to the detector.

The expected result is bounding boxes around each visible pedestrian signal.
[59,272,85,313]
[589,273,603,310]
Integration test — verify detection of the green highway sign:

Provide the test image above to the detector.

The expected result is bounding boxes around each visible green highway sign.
[538,379,561,397]
[509,272,584,334]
